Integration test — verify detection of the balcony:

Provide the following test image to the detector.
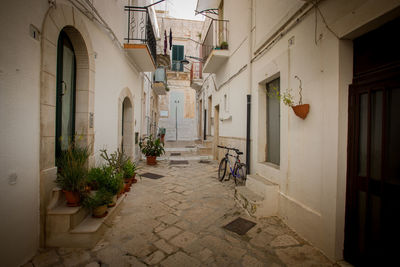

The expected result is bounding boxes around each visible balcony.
[152,67,168,95]
[124,6,157,72]
[190,62,203,91]
[202,20,229,73]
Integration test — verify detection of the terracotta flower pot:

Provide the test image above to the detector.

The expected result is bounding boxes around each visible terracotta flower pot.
[63,190,80,207]
[117,187,124,198]
[92,205,108,218]
[146,156,157,165]
[124,182,131,192]
[292,104,310,119]
[108,195,117,207]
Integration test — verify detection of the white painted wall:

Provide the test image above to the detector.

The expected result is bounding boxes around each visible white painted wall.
[0,0,156,265]
[199,0,400,261]
[0,1,48,266]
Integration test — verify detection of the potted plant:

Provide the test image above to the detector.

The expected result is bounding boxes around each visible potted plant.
[267,75,310,119]
[56,143,90,207]
[83,189,112,218]
[220,41,228,50]
[139,135,165,165]
[123,160,137,184]
[100,148,129,174]
[159,127,166,145]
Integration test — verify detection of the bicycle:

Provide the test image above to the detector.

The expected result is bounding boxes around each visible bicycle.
[217,145,246,185]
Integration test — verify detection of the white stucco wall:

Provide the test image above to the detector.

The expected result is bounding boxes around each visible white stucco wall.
[199,0,400,261]
[0,1,48,266]
[0,0,154,266]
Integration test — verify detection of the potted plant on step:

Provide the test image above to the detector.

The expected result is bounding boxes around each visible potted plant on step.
[56,143,90,207]
[83,189,112,218]
[267,75,310,119]
[220,41,229,50]
[123,160,138,185]
[139,135,165,165]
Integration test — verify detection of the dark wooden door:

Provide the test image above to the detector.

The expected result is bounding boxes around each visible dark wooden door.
[344,17,400,266]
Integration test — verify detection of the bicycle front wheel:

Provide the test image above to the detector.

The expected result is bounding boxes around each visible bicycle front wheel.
[234,164,246,186]
[218,158,227,181]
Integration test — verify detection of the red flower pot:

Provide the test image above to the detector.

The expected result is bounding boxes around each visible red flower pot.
[146,156,157,165]
[63,190,80,207]
[292,104,310,119]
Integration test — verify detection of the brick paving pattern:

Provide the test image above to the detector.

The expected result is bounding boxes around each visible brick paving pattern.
[27,159,337,267]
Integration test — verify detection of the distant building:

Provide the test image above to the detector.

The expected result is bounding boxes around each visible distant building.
[155,10,203,141]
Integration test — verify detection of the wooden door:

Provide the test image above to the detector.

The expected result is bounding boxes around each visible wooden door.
[344,17,400,265]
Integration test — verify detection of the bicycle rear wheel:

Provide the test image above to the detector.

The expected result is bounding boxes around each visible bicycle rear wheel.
[218,158,227,181]
[234,164,246,186]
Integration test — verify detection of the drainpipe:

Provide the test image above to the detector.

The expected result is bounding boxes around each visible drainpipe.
[246,0,254,174]
[246,95,251,174]
[204,109,207,140]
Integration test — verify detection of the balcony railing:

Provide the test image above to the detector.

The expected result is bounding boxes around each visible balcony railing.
[124,6,157,65]
[202,20,229,62]
[190,62,203,81]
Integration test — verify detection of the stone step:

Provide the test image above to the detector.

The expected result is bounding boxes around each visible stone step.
[235,174,279,219]
[198,146,212,156]
[46,191,126,248]
[247,174,278,198]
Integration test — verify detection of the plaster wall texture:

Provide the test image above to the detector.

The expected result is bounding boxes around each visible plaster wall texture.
[199,0,400,261]
[0,0,157,266]
[0,1,48,266]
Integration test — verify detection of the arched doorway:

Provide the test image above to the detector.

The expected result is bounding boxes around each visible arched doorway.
[56,30,76,157]
[40,4,95,246]
[121,97,134,158]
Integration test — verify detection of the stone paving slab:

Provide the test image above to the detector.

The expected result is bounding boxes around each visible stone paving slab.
[26,157,339,267]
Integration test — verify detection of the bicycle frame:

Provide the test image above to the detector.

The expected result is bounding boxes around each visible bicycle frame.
[223,150,241,178]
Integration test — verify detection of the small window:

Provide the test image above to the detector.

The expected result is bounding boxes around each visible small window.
[172,45,184,71]
[266,78,280,165]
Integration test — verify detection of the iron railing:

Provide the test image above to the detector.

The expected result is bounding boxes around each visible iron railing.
[190,62,203,82]
[202,20,229,62]
[124,6,157,65]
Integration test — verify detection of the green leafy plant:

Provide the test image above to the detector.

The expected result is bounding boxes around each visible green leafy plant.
[220,41,228,49]
[83,189,113,210]
[56,143,90,192]
[123,160,137,179]
[100,149,129,174]
[267,87,295,107]
[87,166,124,195]
[139,135,165,157]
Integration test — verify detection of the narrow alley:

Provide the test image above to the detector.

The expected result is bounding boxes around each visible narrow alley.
[2,0,400,266]
[27,142,334,267]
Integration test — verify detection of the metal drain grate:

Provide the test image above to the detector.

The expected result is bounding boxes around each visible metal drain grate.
[170,152,181,156]
[185,145,195,148]
[223,217,256,235]
[141,172,164,179]
[170,160,189,165]
[199,160,210,164]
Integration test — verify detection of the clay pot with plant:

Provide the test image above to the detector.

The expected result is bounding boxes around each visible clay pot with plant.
[139,135,165,165]
[123,160,138,184]
[220,41,228,50]
[56,143,90,207]
[268,75,310,119]
[83,189,113,218]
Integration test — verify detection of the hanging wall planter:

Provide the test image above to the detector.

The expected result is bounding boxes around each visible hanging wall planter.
[292,104,310,120]
[267,75,310,120]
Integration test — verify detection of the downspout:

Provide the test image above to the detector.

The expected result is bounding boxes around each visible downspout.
[246,0,254,174]
[204,109,207,140]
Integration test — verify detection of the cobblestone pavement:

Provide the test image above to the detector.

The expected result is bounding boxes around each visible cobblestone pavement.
[28,159,337,267]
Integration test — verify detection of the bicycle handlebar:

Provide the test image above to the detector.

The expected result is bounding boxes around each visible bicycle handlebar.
[217,145,243,155]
